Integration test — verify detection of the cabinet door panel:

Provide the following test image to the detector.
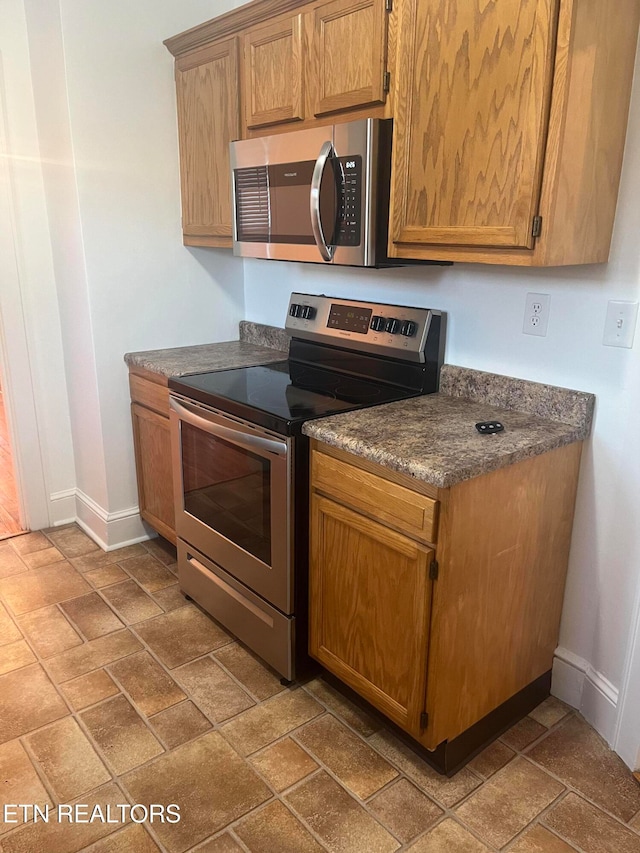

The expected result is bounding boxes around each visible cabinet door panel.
[391,0,558,250]
[243,14,304,128]
[175,38,239,243]
[310,494,432,732]
[131,403,176,544]
[314,0,388,116]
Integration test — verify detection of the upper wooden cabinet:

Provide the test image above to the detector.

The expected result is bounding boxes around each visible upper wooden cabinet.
[174,38,240,247]
[312,0,389,117]
[165,0,640,263]
[389,0,640,265]
[242,14,305,129]
[241,0,391,133]
[165,0,391,245]
[391,0,558,252]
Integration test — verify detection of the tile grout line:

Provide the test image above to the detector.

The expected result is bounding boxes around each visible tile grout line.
[502,812,586,853]
[208,645,288,705]
[288,682,502,848]
[520,751,640,835]
[499,790,577,852]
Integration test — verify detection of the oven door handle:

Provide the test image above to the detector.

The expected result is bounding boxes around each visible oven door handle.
[170,397,288,457]
[310,140,337,262]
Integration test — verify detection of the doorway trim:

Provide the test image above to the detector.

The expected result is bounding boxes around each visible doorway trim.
[0,71,50,532]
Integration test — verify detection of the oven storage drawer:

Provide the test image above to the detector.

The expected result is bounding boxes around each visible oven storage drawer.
[177,540,294,680]
[311,448,439,544]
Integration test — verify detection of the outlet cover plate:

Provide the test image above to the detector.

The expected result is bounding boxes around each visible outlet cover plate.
[603,300,638,348]
[523,292,551,337]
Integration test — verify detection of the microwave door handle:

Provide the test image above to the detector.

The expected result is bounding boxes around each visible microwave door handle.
[310,140,336,262]
[170,397,287,457]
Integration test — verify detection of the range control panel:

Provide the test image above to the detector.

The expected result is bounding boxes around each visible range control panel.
[286,293,442,363]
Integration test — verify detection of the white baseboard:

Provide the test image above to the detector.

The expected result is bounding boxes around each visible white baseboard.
[48,489,77,527]
[72,490,153,551]
[552,647,619,745]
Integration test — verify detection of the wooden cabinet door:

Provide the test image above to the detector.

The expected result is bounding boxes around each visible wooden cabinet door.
[310,493,433,734]
[391,0,558,251]
[242,14,304,129]
[131,403,176,544]
[313,0,388,117]
[175,38,240,246]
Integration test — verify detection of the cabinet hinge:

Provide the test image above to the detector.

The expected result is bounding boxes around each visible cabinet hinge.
[429,559,439,580]
[385,0,393,12]
[383,71,391,93]
[532,215,543,238]
[420,711,429,729]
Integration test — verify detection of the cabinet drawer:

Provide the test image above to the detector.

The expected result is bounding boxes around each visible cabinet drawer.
[129,374,170,417]
[311,449,438,543]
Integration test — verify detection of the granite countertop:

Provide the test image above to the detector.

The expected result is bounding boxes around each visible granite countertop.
[303,365,595,489]
[124,322,288,378]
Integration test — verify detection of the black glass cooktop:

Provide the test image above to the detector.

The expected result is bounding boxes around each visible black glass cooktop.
[169,360,420,435]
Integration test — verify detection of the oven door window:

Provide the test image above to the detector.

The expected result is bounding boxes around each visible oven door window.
[180,422,272,566]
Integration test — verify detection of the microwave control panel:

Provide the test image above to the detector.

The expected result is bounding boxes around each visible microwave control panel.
[336,156,362,247]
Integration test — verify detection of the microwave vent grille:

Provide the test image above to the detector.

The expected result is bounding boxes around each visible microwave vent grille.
[235,166,270,241]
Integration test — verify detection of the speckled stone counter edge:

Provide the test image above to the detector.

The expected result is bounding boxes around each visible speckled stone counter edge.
[304,368,595,489]
[440,365,594,436]
[239,321,289,352]
[124,323,288,377]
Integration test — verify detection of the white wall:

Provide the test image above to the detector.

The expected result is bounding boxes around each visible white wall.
[9,0,246,545]
[56,0,246,540]
[243,42,640,749]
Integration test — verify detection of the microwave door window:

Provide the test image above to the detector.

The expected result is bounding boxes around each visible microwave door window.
[269,161,315,244]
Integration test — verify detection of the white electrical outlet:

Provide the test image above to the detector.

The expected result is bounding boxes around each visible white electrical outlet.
[603,300,639,348]
[523,292,551,337]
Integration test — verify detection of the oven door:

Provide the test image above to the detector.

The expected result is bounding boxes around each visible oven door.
[169,395,293,614]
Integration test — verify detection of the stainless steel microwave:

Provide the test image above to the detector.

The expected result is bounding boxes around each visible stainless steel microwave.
[230,118,447,268]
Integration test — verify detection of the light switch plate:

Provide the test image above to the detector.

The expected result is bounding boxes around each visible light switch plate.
[603,300,638,348]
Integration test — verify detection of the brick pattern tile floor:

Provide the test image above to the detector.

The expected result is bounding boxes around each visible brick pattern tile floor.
[0,525,639,852]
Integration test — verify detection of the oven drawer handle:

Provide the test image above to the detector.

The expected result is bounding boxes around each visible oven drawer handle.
[170,397,287,457]
[187,555,274,627]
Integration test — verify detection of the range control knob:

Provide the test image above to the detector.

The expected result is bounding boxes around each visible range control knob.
[400,320,418,337]
[385,317,401,334]
[289,303,302,318]
[300,305,316,320]
[370,315,386,332]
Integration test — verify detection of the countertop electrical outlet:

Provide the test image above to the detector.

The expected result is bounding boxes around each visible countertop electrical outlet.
[523,293,551,337]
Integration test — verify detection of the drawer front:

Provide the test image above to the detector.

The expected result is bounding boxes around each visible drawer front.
[312,449,438,543]
[177,540,294,680]
[129,373,170,417]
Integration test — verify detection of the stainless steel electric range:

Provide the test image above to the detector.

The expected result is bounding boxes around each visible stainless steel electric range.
[168,293,446,681]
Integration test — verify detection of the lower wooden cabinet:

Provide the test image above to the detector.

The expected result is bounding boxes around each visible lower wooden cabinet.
[129,369,176,544]
[310,493,433,734]
[309,438,583,752]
